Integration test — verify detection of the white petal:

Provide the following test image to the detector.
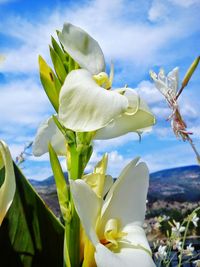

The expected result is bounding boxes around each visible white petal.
[100,160,149,232]
[167,67,179,95]
[95,106,155,139]
[95,89,155,139]
[101,157,139,215]
[0,140,16,225]
[122,224,151,252]
[32,116,66,156]
[59,69,128,132]
[123,88,139,114]
[103,175,113,197]
[150,70,169,96]
[95,243,155,267]
[58,23,105,74]
[70,179,101,245]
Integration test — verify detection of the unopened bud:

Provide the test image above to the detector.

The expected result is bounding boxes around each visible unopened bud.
[182,56,200,88]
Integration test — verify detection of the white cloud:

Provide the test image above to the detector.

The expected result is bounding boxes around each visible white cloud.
[188,126,200,139]
[136,80,163,105]
[23,165,53,181]
[148,0,169,22]
[169,0,200,7]
[0,78,51,126]
[0,0,200,74]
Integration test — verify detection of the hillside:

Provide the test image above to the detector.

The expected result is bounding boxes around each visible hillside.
[29,165,200,215]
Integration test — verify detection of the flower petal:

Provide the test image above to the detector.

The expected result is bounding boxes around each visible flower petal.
[33,116,66,156]
[150,70,168,97]
[95,106,155,139]
[0,140,16,225]
[58,23,105,74]
[150,68,179,98]
[95,243,155,267]
[95,89,155,139]
[70,179,101,245]
[122,224,151,252]
[167,67,179,95]
[100,160,149,231]
[58,69,128,131]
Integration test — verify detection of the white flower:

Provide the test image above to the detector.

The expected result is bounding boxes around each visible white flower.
[58,23,105,75]
[194,259,200,267]
[157,245,167,259]
[32,116,66,156]
[162,215,170,221]
[70,158,155,267]
[58,67,155,133]
[192,213,199,228]
[150,67,179,104]
[0,140,16,225]
[171,221,185,236]
[173,240,182,251]
[184,243,194,256]
[58,23,155,133]
[33,23,155,156]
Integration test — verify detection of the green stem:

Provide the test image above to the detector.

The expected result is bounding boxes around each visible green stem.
[64,144,85,267]
[178,220,190,267]
[65,196,80,267]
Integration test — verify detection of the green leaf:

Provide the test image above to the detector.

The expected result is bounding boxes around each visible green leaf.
[51,36,67,63]
[38,55,61,112]
[0,163,64,267]
[49,45,67,84]
[48,143,71,223]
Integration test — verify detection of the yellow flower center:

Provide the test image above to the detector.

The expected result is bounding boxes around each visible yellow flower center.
[93,64,114,90]
[101,218,127,249]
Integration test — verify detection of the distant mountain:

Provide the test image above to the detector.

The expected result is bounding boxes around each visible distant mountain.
[29,165,200,214]
[149,165,200,202]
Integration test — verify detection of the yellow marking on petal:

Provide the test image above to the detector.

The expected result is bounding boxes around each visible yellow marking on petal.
[83,154,108,198]
[108,62,114,89]
[103,218,127,249]
[93,72,109,87]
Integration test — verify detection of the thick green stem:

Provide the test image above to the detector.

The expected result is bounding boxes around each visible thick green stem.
[64,144,85,267]
[65,197,80,267]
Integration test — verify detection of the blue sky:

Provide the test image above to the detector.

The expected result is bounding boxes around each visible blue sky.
[0,0,200,180]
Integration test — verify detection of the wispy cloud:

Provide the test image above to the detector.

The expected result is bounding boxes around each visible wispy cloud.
[1,0,200,75]
[0,0,15,4]
[169,0,200,8]
[0,78,51,126]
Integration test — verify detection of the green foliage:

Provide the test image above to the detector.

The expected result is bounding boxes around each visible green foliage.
[39,36,79,115]
[49,45,67,84]
[48,143,71,223]
[0,163,64,267]
[38,56,61,112]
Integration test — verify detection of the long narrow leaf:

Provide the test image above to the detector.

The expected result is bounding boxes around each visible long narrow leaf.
[48,143,70,222]
[49,46,67,84]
